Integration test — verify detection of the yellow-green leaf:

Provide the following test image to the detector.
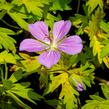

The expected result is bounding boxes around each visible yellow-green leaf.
[0,51,16,64]
[21,57,40,73]
[91,36,103,63]
[8,12,28,31]
[86,0,103,14]
[46,73,68,94]
[58,81,79,109]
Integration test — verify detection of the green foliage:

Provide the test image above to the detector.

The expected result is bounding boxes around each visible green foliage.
[101,83,109,100]
[100,21,109,59]
[69,63,95,90]
[12,0,50,16]
[0,28,16,52]
[101,44,109,58]
[46,73,68,94]
[86,8,104,63]
[72,3,109,68]
[0,68,42,109]
[46,71,79,109]
[8,12,29,31]
[82,98,109,109]
[0,28,15,35]
[44,63,95,109]
[19,53,41,74]
[9,69,23,83]
[100,20,109,34]
[8,83,39,104]
[45,13,61,28]
[0,51,16,64]
[70,14,89,35]
[0,0,109,108]
[0,10,6,19]
[50,0,71,11]
[82,83,109,109]
[0,0,71,31]
[86,0,103,14]
[58,81,78,109]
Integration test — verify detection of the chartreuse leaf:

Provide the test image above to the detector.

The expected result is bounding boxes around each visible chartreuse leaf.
[9,69,23,83]
[0,27,15,35]
[8,12,28,31]
[9,83,37,104]
[90,35,103,63]
[103,56,109,68]
[82,83,109,109]
[82,100,109,109]
[0,1,28,30]
[6,91,32,109]
[44,99,59,108]
[0,10,7,19]
[12,0,50,17]
[99,20,109,68]
[46,72,79,109]
[46,63,94,109]
[19,52,32,59]
[46,73,68,94]
[101,83,109,100]
[0,0,5,3]
[86,0,103,14]
[0,31,16,52]
[69,63,95,90]
[7,82,42,106]
[71,13,88,26]
[57,81,79,109]
[101,44,109,58]
[45,13,61,28]
[1,68,42,108]
[20,56,40,73]
[0,2,13,11]
[28,90,43,101]
[3,80,13,90]
[85,9,105,64]
[90,95,105,101]
[86,8,104,37]
[100,21,109,34]
[58,53,79,69]
[70,13,88,35]
[0,51,16,64]
[11,83,42,104]
[50,0,71,11]
[82,93,109,109]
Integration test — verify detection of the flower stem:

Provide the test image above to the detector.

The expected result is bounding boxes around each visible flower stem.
[95,76,108,84]
[76,0,81,14]
[4,61,8,80]
[0,66,4,81]
[77,96,81,109]
[0,19,20,29]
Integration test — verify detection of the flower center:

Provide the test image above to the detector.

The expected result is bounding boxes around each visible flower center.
[50,41,57,50]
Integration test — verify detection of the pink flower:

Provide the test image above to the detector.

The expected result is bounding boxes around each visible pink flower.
[19,20,83,68]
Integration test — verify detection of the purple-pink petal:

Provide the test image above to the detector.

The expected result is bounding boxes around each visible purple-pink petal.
[77,83,84,92]
[28,21,50,44]
[58,35,83,55]
[38,50,61,68]
[53,20,71,42]
[19,39,48,52]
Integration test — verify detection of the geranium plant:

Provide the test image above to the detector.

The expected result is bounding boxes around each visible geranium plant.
[0,0,109,109]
